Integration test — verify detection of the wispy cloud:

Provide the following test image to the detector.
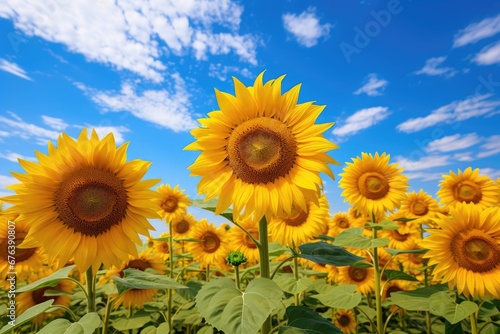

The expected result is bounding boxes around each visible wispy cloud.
[477,135,500,158]
[453,152,475,162]
[208,64,252,81]
[415,56,457,78]
[282,7,331,48]
[0,58,32,81]
[473,41,500,65]
[42,115,68,131]
[478,168,500,179]
[425,133,481,152]
[397,94,500,133]
[0,0,258,82]
[405,171,444,181]
[0,151,35,162]
[77,74,197,132]
[83,126,129,145]
[395,155,451,171]
[0,174,17,197]
[453,14,500,47]
[354,73,388,97]
[0,112,59,144]
[332,107,390,139]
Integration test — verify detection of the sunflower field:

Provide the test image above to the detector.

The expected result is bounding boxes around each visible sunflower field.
[1,73,500,334]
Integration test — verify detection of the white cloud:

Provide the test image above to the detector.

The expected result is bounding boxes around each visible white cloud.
[395,155,451,171]
[473,41,500,65]
[332,107,390,138]
[453,152,475,162]
[77,74,197,132]
[415,56,457,78]
[405,171,444,181]
[478,168,500,179]
[425,133,481,152]
[0,58,32,81]
[42,115,68,131]
[354,73,388,97]
[282,7,331,48]
[0,0,258,82]
[0,152,35,162]
[208,63,253,81]
[0,112,60,145]
[85,126,129,145]
[397,94,500,133]
[477,135,500,158]
[453,14,500,47]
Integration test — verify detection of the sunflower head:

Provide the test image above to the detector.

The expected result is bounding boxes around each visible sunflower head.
[336,265,375,295]
[3,129,160,272]
[334,309,357,334]
[186,72,339,221]
[437,167,500,209]
[155,184,191,224]
[186,219,228,268]
[171,213,197,239]
[339,153,409,217]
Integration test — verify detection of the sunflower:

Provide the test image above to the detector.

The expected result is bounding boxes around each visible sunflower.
[151,232,171,261]
[398,239,426,276]
[268,195,329,247]
[437,167,500,209]
[421,203,500,298]
[333,309,357,334]
[155,184,191,224]
[17,270,76,325]
[399,190,438,225]
[339,153,409,217]
[2,129,160,273]
[227,219,260,265]
[336,265,375,295]
[171,213,197,239]
[186,219,228,268]
[104,250,167,308]
[385,210,419,234]
[382,280,415,301]
[379,223,421,250]
[0,215,46,280]
[186,73,339,222]
[327,212,352,237]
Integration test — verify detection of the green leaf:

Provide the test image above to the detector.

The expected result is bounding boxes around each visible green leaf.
[385,248,428,256]
[37,313,101,334]
[112,312,152,331]
[365,220,401,230]
[196,277,283,334]
[391,284,449,311]
[279,306,343,334]
[315,234,336,242]
[112,268,187,293]
[141,323,170,334]
[196,326,215,334]
[429,292,478,324]
[37,319,72,334]
[393,217,417,223]
[445,320,464,334]
[191,198,234,222]
[177,280,203,301]
[333,228,390,249]
[274,275,314,295]
[384,269,420,282]
[357,305,376,320]
[297,241,364,266]
[311,284,362,309]
[16,265,76,293]
[0,300,54,334]
[351,261,374,269]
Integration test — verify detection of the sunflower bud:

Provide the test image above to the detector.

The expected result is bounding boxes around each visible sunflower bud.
[226,251,247,267]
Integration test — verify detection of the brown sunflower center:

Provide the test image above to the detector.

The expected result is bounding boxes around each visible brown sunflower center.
[386,285,403,297]
[410,201,428,216]
[348,267,367,282]
[32,286,57,304]
[450,229,500,273]
[201,232,221,253]
[0,232,37,262]
[161,196,178,213]
[338,218,350,228]
[283,207,308,227]
[408,253,424,265]
[174,219,189,234]
[159,242,169,253]
[338,314,351,326]
[392,230,409,242]
[455,181,482,204]
[358,172,389,200]
[244,229,259,249]
[56,168,128,236]
[227,117,297,184]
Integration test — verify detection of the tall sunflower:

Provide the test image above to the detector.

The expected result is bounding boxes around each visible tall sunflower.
[2,129,160,272]
[227,219,260,265]
[268,195,329,247]
[336,265,375,295]
[339,153,409,217]
[150,232,171,261]
[399,190,438,225]
[437,167,499,209]
[186,219,228,268]
[171,213,197,239]
[186,73,339,221]
[333,309,357,334]
[328,212,352,237]
[155,184,191,224]
[421,203,500,298]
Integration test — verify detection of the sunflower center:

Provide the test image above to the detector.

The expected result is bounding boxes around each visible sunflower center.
[410,201,428,216]
[283,208,308,227]
[386,285,403,296]
[161,197,178,213]
[56,168,128,236]
[0,232,37,262]
[338,218,350,228]
[358,172,389,200]
[174,219,189,234]
[127,259,152,271]
[348,267,367,282]
[455,181,482,203]
[32,286,56,304]
[408,253,423,265]
[244,229,259,249]
[160,242,169,253]
[201,232,221,253]
[450,229,500,273]
[338,314,351,326]
[227,117,297,184]
[392,230,409,242]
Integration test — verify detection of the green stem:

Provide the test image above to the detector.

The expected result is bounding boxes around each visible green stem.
[371,213,383,334]
[423,266,431,334]
[258,216,272,334]
[50,304,78,322]
[470,311,479,334]
[270,255,295,279]
[293,253,300,306]
[168,220,175,334]
[235,265,241,290]
[206,264,210,282]
[102,297,115,334]
[85,268,96,313]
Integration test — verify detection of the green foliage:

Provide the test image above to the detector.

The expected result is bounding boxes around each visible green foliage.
[333,228,390,248]
[385,248,428,256]
[383,269,420,283]
[391,284,449,311]
[195,277,283,334]
[279,306,343,334]
[311,284,362,309]
[274,275,314,295]
[112,310,152,331]
[111,268,187,294]
[429,292,478,324]
[0,300,54,334]
[141,323,171,334]
[16,265,76,293]
[365,219,401,230]
[37,313,101,334]
[297,241,364,266]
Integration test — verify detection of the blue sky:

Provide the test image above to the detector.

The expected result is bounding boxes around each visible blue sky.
[1,0,500,234]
